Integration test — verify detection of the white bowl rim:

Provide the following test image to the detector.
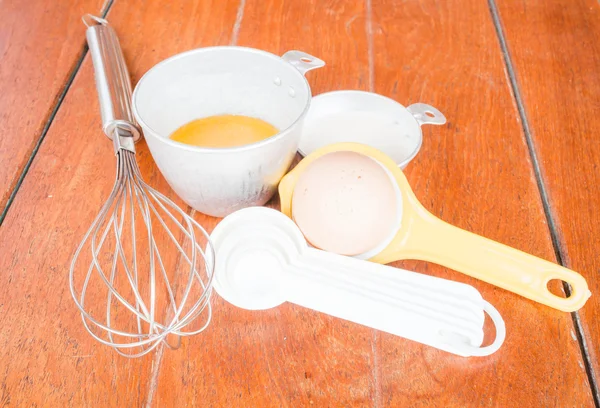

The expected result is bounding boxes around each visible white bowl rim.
[132,45,314,154]
[298,90,423,168]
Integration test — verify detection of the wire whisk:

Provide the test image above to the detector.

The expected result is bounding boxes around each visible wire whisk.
[69,15,214,357]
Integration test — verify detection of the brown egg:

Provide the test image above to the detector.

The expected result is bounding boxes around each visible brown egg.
[291,151,399,256]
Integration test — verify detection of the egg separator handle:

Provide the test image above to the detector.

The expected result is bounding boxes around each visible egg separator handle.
[396,208,590,312]
[283,246,505,357]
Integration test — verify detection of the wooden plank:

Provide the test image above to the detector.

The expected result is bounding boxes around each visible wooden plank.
[495,0,600,385]
[0,0,106,213]
[0,0,594,407]
[147,0,595,407]
[150,1,375,406]
[370,0,594,406]
[0,0,240,406]
[0,55,154,408]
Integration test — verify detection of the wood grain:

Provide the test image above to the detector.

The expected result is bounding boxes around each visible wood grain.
[368,0,594,406]
[0,0,106,213]
[0,58,154,408]
[495,0,600,384]
[151,0,595,406]
[0,0,597,406]
[151,0,375,406]
[0,0,240,406]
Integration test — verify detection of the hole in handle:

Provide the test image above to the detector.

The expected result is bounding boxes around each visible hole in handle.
[425,111,435,118]
[547,279,571,298]
[82,14,108,27]
[437,301,506,357]
[300,57,313,63]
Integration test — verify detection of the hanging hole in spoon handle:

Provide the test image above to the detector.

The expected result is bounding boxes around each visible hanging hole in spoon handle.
[443,301,506,357]
[385,208,591,312]
[285,249,505,357]
[82,14,108,27]
[281,50,326,75]
[407,103,447,126]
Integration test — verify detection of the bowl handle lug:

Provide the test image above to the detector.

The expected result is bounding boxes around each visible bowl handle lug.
[282,50,325,76]
[407,103,447,126]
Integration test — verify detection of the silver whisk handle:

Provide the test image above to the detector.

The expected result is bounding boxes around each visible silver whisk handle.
[84,14,141,151]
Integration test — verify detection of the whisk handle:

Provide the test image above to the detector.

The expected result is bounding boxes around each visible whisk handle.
[84,15,141,147]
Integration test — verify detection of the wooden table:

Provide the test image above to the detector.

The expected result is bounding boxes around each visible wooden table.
[0,0,598,406]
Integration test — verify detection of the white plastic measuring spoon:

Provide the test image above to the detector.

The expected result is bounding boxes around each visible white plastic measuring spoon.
[211,207,505,357]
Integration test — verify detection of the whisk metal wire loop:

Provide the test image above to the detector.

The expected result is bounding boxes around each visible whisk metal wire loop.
[72,16,215,357]
[70,130,215,358]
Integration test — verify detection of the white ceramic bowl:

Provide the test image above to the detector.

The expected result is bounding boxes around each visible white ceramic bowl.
[298,91,446,168]
[132,47,324,217]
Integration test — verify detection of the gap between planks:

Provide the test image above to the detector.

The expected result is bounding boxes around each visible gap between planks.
[2,0,594,406]
[144,1,384,406]
[139,1,599,406]
[365,0,382,406]
[486,0,600,406]
[0,0,116,227]
[144,0,249,405]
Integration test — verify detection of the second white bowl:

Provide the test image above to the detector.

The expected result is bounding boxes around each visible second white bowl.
[298,90,446,169]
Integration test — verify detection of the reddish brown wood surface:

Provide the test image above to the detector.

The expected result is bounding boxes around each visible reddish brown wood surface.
[0,0,597,406]
[0,59,155,408]
[152,1,377,406]
[0,0,239,406]
[0,0,106,212]
[496,0,600,380]
[368,0,592,406]
[148,0,590,406]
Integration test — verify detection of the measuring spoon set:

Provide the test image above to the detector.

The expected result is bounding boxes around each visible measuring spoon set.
[210,140,590,357]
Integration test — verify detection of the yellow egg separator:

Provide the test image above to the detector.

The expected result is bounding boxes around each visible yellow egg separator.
[279,142,590,312]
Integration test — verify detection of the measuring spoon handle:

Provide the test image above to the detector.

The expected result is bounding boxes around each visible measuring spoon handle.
[283,248,504,357]
[397,211,591,312]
